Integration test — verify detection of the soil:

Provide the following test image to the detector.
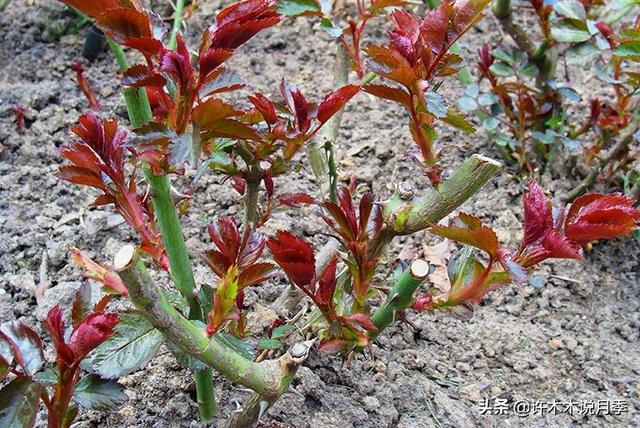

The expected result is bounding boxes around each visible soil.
[1,1,639,428]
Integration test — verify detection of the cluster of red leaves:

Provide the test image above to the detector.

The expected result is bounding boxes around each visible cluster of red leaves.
[320,187,382,309]
[45,305,118,369]
[364,0,489,185]
[71,60,100,110]
[267,230,378,352]
[0,291,118,428]
[205,81,358,223]
[204,217,276,335]
[57,113,168,269]
[428,180,640,308]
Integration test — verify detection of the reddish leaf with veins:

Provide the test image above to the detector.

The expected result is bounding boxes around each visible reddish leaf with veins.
[565,194,640,244]
[522,179,553,245]
[205,217,275,335]
[71,248,128,296]
[58,113,168,269]
[45,305,118,365]
[316,85,361,125]
[430,213,499,258]
[267,230,316,287]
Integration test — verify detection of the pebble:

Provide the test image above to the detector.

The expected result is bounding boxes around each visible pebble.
[456,362,472,372]
[548,338,564,350]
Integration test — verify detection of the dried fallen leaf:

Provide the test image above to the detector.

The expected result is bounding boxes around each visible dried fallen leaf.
[421,239,456,298]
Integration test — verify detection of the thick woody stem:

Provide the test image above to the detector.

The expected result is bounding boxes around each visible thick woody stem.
[114,246,308,402]
[219,341,314,428]
[371,155,502,256]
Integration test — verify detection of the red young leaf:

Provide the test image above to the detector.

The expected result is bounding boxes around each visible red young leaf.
[316,85,360,125]
[204,0,282,51]
[0,321,44,376]
[158,35,194,93]
[248,93,278,125]
[565,194,640,244]
[71,248,129,296]
[347,313,378,333]
[71,61,100,110]
[68,312,119,361]
[44,306,75,365]
[267,231,316,287]
[122,64,167,88]
[315,256,338,307]
[430,213,500,258]
[523,179,553,245]
[96,7,153,43]
[541,231,582,260]
[58,0,137,20]
[363,84,411,107]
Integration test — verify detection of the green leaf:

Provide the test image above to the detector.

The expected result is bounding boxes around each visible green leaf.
[0,357,8,382]
[614,41,640,60]
[566,43,600,66]
[551,22,591,43]
[90,312,163,379]
[0,377,41,428]
[215,333,256,360]
[553,0,586,20]
[276,0,320,16]
[73,375,128,411]
[424,91,447,118]
[0,322,44,377]
[488,62,513,77]
[320,18,342,37]
[482,116,498,131]
[272,324,296,339]
[490,49,514,65]
[456,96,477,112]
[258,338,282,350]
[443,108,476,133]
[167,342,208,371]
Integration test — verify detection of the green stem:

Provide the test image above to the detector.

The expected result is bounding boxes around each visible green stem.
[194,369,217,421]
[311,44,350,202]
[370,260,429,340]
[107,41,153,128]
[143,167,200,314]
[168,0,186,50]
[108,39,216,421]
[114,246,297,396]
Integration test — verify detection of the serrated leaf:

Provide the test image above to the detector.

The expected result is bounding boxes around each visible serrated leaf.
[90,312,163,379]
[272,324,296,339]
[215,333,256,360]
[258,338,282,350]
[566,43,601,66]
[490,49,514,65]
[553,0,586,20]
[614,41,640,59]
[320,18,342,37]
[199,67,245,98]
[276,0,320,16]
[488,62,513,77]
[551,22,591,43]
[443,108,475,133]
[0,322,44,377]
[424,91,447,118]
[0,377,41,428]
[73,375,128,411]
